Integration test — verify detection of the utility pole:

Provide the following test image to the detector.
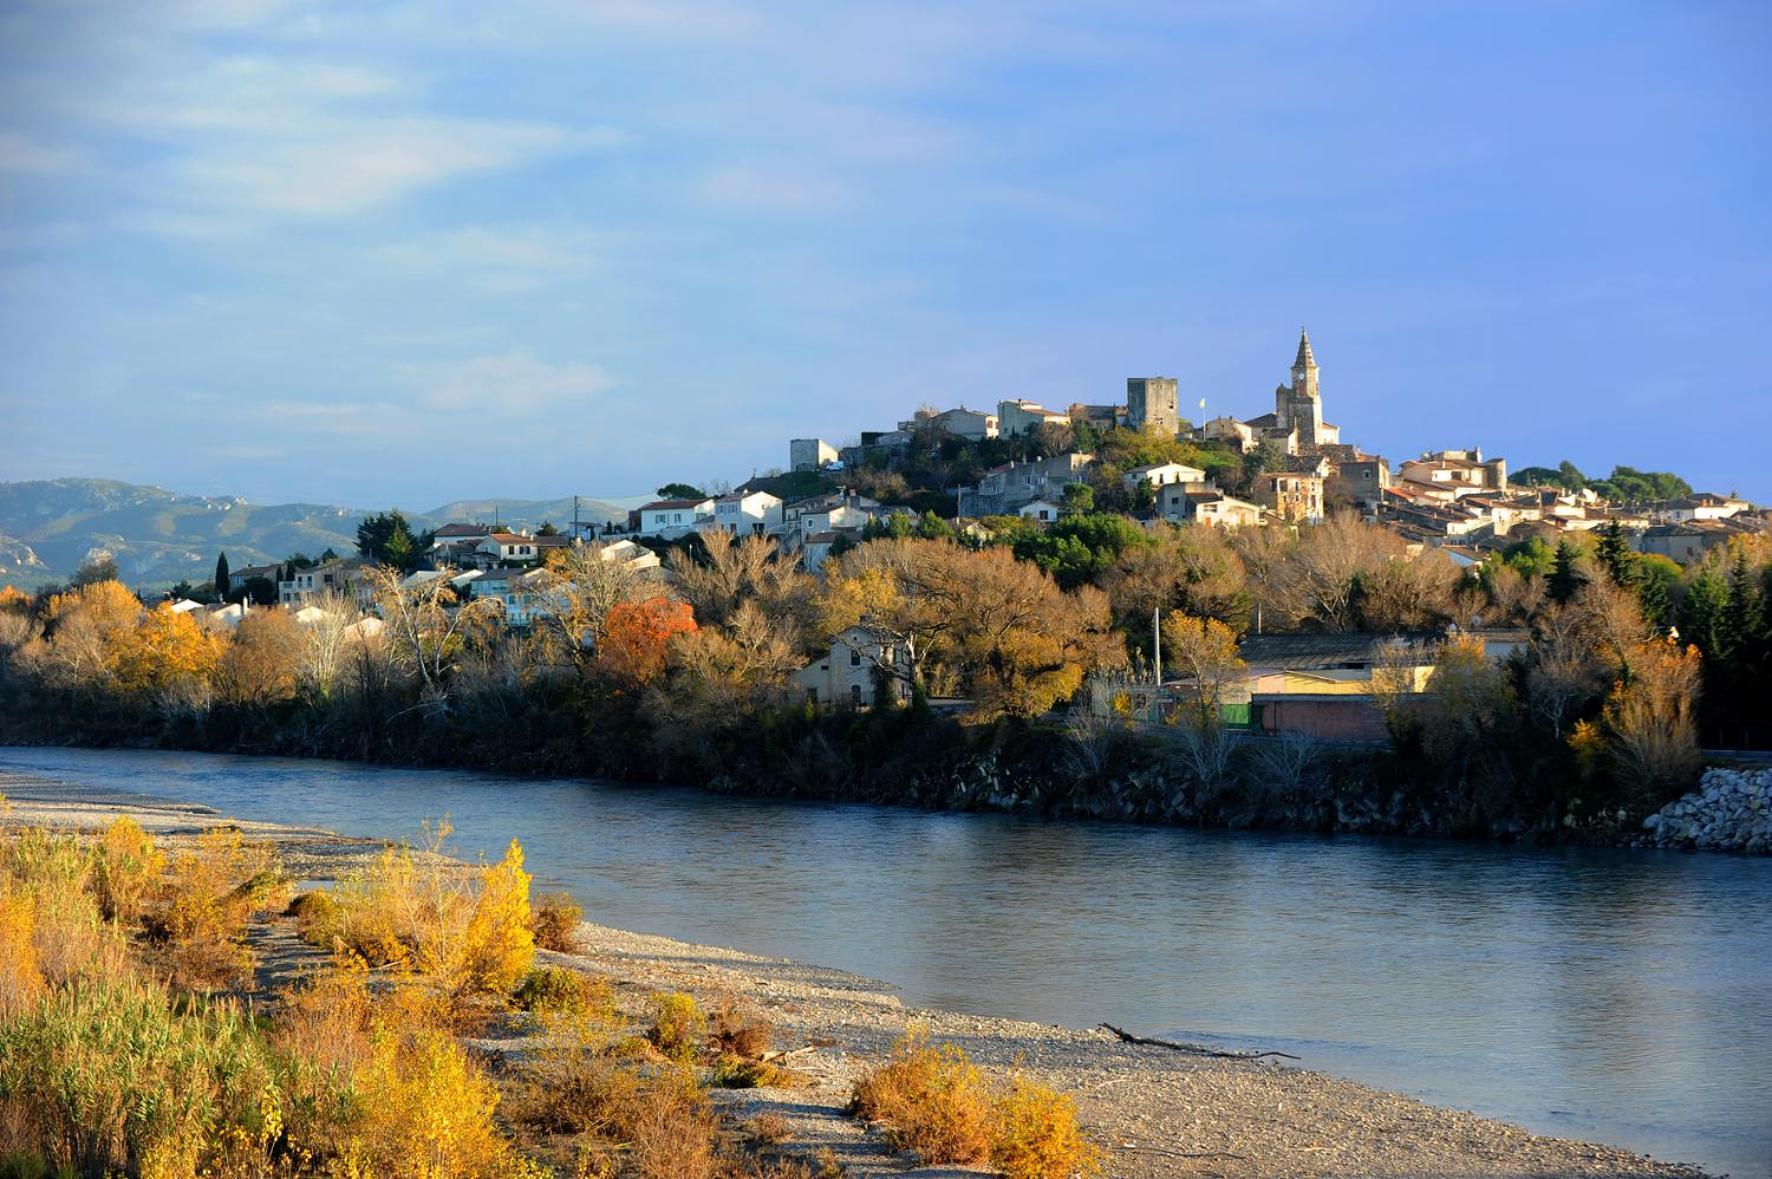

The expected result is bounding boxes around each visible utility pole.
[1152,607,1161,686]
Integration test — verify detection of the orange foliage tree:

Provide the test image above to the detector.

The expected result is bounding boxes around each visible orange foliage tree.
[594,596,697,688]
[107,602,222,708]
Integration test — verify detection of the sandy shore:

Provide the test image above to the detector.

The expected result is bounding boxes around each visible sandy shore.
[0,769,1715,1179]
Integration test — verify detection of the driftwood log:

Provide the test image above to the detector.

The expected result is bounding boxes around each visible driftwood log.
[1100,1023,1301,1062]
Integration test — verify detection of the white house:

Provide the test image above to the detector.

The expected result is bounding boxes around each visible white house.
[794,626,913,710]
[788,492,880,541]
[635,498,714,538]
[713,490,784,536]
[1018,499,1065,523]
[167,599,204,615]
[475,532,540,565]
[279,559,372,607]
[1157,484,1264,529]
[429,522,494,551]
[593,538,662,573]
[1122,461,1206,491]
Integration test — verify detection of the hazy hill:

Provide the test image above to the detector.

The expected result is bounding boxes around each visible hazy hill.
[0,479,641,590]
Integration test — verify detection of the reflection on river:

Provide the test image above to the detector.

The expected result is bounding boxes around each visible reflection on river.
[3,746,1767,1178]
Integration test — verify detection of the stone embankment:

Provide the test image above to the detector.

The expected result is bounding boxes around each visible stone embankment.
[1640,767,1772,853]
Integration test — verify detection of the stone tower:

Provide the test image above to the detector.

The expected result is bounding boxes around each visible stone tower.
[1275,328,1323,448]
[1126,377,1181,435]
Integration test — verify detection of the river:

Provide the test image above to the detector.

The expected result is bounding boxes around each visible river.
[2,746,1766,1177]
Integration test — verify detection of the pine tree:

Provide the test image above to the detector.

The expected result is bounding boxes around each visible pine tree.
[1722,552,1764,666]
[214,552,230,599]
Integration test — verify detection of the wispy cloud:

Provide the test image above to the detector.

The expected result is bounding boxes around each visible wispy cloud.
[0,132,87,175]
[371,224,606,292]
[399,351,612,413]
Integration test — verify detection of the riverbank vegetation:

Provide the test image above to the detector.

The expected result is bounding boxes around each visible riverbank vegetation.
[0,518,1767,843]
[1,805,1098,1177]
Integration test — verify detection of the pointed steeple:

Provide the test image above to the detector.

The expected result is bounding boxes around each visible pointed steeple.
[1294,327,1316,370]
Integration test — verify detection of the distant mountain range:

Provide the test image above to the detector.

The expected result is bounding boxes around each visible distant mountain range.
[0,479,647,590]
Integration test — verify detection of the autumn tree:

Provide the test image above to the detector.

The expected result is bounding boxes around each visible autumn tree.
[1246,514,1402,632]
[594,596,697,689]
[1159,613,1245,730]
[107,602,222,711]
[539,541,652,655]
[217,609,305,708]
[1602,637,1702,807]
[666,530,817,643]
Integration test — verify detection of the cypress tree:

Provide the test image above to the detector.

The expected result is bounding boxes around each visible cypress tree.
[1595,522,1635,587]
[214,552,230,599]
[1547,540,1586,604]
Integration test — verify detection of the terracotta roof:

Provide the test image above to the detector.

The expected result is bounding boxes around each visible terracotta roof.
[433,523,493,538]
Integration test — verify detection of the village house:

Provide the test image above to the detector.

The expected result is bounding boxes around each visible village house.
[900,407,999,441]
[1397,449,1509,499]
[1122,461,1206,491]
[226,563,282,596]
[711,489,784,536]
[799,529,859,573]
[1068,402,1125,431]
[1252,471,1325,523]
[278,558,372,607]
[786,491,880,543]
[634,497,714,538]
[476,531,540,565]
[956,451,1094,517]
[995,399,1071,437]
[1653,493,1752,523]
[429,522,494,550]
[1156,483,1263,529]
[467,565,554,627]
[1018,499,1065,523]
[794,626,912,711]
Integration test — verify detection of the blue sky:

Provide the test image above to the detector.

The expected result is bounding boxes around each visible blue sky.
[2,0,1769,508]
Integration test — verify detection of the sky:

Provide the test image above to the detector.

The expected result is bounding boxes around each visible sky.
[2,0,1769,509]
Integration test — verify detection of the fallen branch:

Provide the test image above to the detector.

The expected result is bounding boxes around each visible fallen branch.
[1100,1023,1300,1062]
[759,1045,819,1064]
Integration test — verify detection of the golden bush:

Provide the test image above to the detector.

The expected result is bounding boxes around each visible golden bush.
[530,889,583,952]
[991,1074,1102,1179]
[0,881,45,1018]
[457,839,534,997]
[849,1027,994,1165]
[648,991,705,1062]
[340,1021,521,1179]
[94,815,165,926]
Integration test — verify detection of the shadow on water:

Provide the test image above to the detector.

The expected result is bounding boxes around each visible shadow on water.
[2,745,1768,1179]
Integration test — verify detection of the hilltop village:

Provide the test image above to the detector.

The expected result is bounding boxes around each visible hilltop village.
[4,329,1769,842]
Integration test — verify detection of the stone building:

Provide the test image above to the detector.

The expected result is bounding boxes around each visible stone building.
[1126,377,1181,435]
[1253,471,1325,523]
[790,438,839,472]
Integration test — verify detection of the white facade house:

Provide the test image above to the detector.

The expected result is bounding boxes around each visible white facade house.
[794,626,912,710]
[712,490,784,536]
[475,532,540,564]
[799,529,859,574]
[786,492,880,541]
[593,538,662,573]
[1122,461,1206,490]
[279,559,371,607]
[790,438,839,471]
[1157,484,1264,529]
[1018,499,1065,523]
[636,498,714,538]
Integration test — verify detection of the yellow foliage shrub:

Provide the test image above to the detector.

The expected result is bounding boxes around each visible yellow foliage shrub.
[331,825,535,1004]
[991,1075,1102,1179]
[850,1028,994,1165]
[457,839,534,996]
[0,881,45,1018]
[155,829,281,992]
[341,1023,524,1179]
[648,991,705,1062]
[95,815,165,926]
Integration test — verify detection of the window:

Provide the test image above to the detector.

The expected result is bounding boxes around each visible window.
[850,650,862,667]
